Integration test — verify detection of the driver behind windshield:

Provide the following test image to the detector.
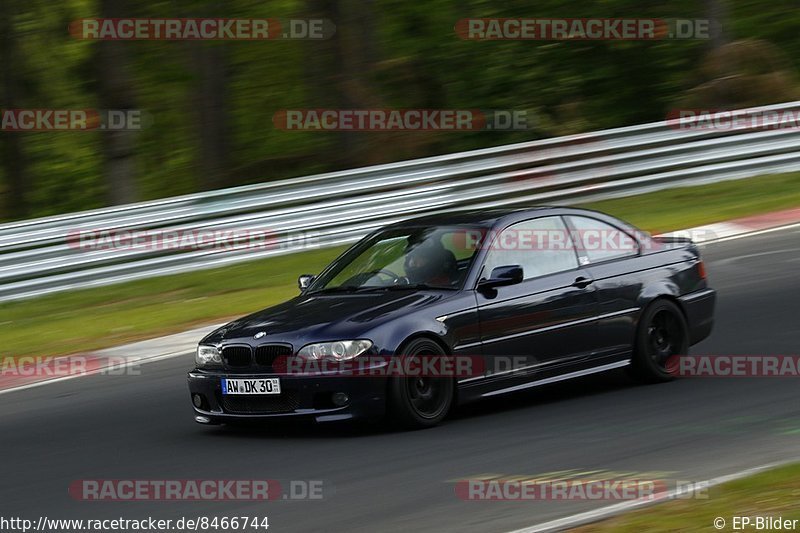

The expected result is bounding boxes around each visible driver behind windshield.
[403,238,457,286]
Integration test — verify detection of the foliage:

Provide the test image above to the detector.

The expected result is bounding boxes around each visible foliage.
[0,0,797,220]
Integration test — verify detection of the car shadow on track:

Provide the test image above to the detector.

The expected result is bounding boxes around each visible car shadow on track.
[450,368,640,422]
[200,418,382,439]
[195,369,652,439]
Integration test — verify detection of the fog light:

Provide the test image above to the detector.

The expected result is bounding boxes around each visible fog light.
[331,392,349,407]
[192,394,204,408]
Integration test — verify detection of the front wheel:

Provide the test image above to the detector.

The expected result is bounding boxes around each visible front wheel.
[628,299,689,383]
[387,338,454,429]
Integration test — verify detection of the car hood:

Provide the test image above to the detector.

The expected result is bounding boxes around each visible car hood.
[201,290,454,346]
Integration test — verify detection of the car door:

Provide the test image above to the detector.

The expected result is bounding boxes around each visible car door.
[475,216,599,383]
[564,215,641,358]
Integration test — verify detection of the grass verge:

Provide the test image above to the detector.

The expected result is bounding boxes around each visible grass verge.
[573,463,800,532]
[2,172,800,358]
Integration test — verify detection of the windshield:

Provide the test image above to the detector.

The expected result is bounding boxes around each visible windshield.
[308,226,484,292]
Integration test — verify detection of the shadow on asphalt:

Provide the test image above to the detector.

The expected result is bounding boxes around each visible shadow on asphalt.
[196,369,653,439]
[451,368,640,422]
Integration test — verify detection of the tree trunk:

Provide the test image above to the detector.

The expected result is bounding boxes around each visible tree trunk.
[303,0,380,169]
[0,0,28,219]
[705,0,729,52]
[190,42,230,190]
[96,0,138,205]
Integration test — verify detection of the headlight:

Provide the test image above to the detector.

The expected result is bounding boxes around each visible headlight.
[297,340,373,362]
[196,345,222,367]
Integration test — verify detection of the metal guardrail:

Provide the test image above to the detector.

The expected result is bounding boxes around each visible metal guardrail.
[2,101,800,302]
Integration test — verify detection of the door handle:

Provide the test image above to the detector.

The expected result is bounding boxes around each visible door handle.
[572,276,593,289]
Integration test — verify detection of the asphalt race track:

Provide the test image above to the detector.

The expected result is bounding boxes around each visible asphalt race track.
[2,225,799,533]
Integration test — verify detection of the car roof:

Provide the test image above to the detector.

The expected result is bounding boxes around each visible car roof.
[386,206,614,229]
[386,207,547,228]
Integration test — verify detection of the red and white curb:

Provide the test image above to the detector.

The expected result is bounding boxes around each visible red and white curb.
[658,206,800,244]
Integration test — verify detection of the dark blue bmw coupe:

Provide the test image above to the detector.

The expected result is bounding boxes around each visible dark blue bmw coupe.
[188,207,715,428]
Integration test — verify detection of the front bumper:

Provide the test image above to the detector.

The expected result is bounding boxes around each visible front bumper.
[679,288,716,345]
[187,370,387,424]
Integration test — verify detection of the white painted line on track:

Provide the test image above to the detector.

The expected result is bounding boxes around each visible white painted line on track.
[506,460,797,533]
[0,349,193,396]
[0,323,222,396]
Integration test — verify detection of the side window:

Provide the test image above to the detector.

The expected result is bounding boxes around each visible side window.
[566,216,638,264]
[441,230,479,261]
[482,217,579,281]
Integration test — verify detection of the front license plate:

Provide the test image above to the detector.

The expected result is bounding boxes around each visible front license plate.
[222,378,281,395]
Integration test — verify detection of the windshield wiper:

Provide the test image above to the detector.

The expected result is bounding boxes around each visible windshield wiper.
[309,284,455,294]
[384,283,456,291]
[307,285,365,294]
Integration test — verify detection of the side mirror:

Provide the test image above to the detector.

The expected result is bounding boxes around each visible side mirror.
[298,274,315,291]
[478,265,524,290]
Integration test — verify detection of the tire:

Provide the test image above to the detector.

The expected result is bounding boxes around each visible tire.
[387,338,454,429]
[628,299,689,383]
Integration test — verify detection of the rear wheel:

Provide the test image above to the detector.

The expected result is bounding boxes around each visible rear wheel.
[628,299,689,383]
[387,338,454,429]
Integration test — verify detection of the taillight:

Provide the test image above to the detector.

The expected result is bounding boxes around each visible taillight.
[697,260,707,280]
